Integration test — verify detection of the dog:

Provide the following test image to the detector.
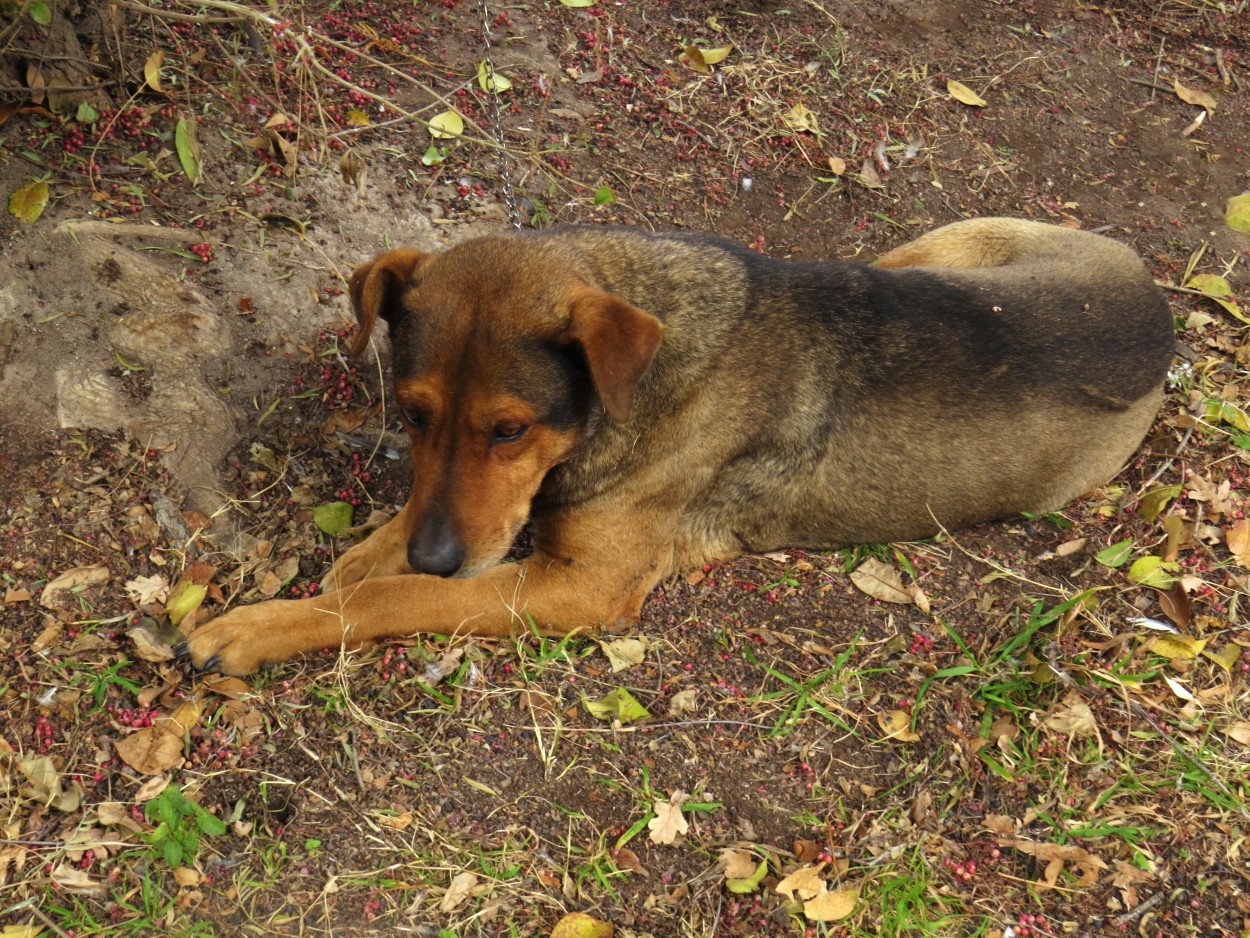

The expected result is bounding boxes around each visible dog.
[181,218,1173,674]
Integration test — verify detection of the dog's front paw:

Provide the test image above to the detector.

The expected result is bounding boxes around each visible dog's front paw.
[178,601,312,675]
[322,538,411,594]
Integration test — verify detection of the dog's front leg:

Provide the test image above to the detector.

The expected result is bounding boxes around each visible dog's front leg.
[320,501,415,593]
[180,541,659,675]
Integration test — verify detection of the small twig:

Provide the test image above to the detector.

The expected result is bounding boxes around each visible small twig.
[1112,884,1168,926]
[1127,76,1172,94]
[1151,37,1166,100]
[108,0,244,23]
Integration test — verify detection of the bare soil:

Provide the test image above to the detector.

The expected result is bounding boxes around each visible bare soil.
[1,1,1248,937]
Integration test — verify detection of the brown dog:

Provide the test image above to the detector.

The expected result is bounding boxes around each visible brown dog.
[182,219,1172,674]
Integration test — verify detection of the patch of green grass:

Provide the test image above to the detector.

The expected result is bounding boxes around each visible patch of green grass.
[854,845,985,938]
[746,637,862,738]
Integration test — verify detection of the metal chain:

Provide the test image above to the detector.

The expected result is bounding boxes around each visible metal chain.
[479,0,524,229]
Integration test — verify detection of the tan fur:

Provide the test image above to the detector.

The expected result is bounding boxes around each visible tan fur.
[182,219,1173,674]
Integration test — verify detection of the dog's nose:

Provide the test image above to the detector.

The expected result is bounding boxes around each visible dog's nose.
[408,513,466,578]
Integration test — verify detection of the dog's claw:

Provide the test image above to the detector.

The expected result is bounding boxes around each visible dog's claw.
[173,641,189,660]
[202,655,221,673]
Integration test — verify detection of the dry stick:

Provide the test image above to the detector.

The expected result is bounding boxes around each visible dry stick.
[107,0,243,23]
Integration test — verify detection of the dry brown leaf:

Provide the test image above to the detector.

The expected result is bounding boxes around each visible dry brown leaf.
[5,586,32,603]
[612,846,649,877]
[1174,77,1216,112]
[439,870,478,912]
[125,573,169,606]
[648,794,690,845]
[849,558,912,604]
[50,862,107,895]
[114,726,184,775]
[719,848,758,880]
[856,158,884,189]
[947,79,987,107]
[40,563,109,607]
[826,155,847,176]
[19,756,82,812]
[803,884,859,922]
[668,689,698,714]
[781,101,819,133]
[127,625,174,662]
[1008,839,1107,888]
[31,618,62,652]
[776,863,826,900]
[1225,721,1250,745]
[1042,692,1097,737]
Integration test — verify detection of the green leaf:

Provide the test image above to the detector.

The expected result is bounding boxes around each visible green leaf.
[726,858,769,894]
[76,101,98,123]
[1139,484,1182,523]
[593,185,616,206]
[313,501,354,536]
[195,810,227,836]
[421,145,446,166]
[164,838,183,867]
[1094,538,1134,568]
[1127,556,1179,589]
[476,60,512,93]
[9,180,49,225]
[1226,192,1250,233]
[174,117,203,186]
[1186,272,1248,324]
[558,0,596,6]
[28,1,51,25]
[1205,399,1250,432]
[583,688,651,724]
[258,212,307,233]
[166,581,206,626]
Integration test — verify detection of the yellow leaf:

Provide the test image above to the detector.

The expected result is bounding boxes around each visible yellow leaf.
[826,155,847,175]
[803,884,859,922]
[683,44,733,72]
[775,863,827,901]
[1226,519,1250,564]
[1151,634,1206,659]
[476,60,512,93]
[1225,720,1250,745]
[1226,192,1250,232]
[877,709,920,742]
[143,50,166,93]
[1174,77,1216,112]
[947,79,987,107]
[428,109,464,139]
[345,109,371,127]
[551,912,614,938]
[1202,644,1242,673]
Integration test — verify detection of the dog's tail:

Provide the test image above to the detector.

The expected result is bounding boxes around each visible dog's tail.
[874,217,1136,271]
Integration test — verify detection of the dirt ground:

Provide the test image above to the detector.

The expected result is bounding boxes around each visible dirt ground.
[1,0,1249,936]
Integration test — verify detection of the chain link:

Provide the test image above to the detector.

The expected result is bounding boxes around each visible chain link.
[479,0,524,229]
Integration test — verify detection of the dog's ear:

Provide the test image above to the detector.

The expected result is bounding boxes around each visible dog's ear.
[346,248,427,357]
[564,288,663,423]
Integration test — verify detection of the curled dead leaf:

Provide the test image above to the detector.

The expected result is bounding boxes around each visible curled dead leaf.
[1173,77,1216,112]
[775,863,826,900]
[439,870,478,912]
[849,557,911,603]
[803,883,859,922]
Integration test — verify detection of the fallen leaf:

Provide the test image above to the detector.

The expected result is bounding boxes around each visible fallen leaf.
[174,117,203,186]
[9,180,49,225]
[719,848,758,880]
[439,870,478,912]
[600,637,646,672]
[165,581,206,626]
[476,59,512,93]
[877,709,920,742]
[668,689,698,715]
[1226,192,1250,232]
[125,573,169,606]
[584,688,651,724]
[4,586,31,603]
[682,44,733,73]
[803,884,858,922]
[1203,644,1242,673]
[1225,721,1250,745]
[127,624,174,662]
[721,857,766,894]
[1150,633,1206,660]
[1007,838,1107,888]
[826,155,847,175]
[143,50,165,92]
[19,756,82,812]
[1227,519,1250,566]
[1163,674,1195,702]
[114,725,184,775]
[1173,77,1216,112]
[50,862,106,895]
[1042,693,1097,737]
[1186,273,1246,323]
[849,558,912,604]
[1093,538,1133,568]
[648,792,690,846]
[40,563,109,607]
[551,912,614,938]
[313,501,354,536]
[856,157,884,189]
[1127,555,1179,589]
[428,109,464,139]
[612,847,648,877]
[775,863,826,900]
[781,102,818,134]
[947,79,987,107]
[1157,583,1191,629]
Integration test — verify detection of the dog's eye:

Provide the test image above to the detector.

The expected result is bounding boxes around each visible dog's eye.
[400,407,427,433]
[491,423,528,444]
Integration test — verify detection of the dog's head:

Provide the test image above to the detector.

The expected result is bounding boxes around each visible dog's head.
[347,236,663,578]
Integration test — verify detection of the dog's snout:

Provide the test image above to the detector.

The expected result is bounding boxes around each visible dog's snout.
[408,513,466,578]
